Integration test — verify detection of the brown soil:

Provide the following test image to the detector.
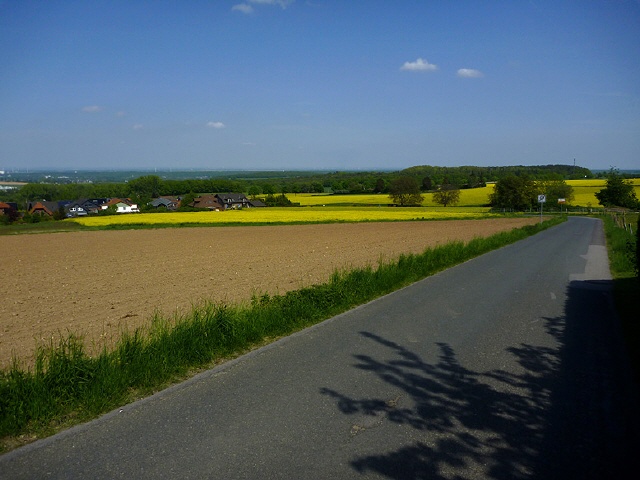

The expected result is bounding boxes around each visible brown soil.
[0,218,539,368]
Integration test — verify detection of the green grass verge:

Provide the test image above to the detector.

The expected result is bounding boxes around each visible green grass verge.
[0,216,565,452]
[602,213,640,386]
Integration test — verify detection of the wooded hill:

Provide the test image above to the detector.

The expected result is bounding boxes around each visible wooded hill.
[400,164,592,186]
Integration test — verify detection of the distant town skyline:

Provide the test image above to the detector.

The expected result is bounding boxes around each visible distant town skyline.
[1,1,639,171]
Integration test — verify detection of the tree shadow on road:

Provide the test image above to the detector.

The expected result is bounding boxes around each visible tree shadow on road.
[320,280,640,479]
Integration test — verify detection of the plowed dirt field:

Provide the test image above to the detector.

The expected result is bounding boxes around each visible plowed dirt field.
[1,218,539,368]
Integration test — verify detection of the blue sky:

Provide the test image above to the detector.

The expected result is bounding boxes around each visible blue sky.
[1,1,639,172]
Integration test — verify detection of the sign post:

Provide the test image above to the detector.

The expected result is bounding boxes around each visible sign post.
[558,198,566,214]
[538,194,546,223]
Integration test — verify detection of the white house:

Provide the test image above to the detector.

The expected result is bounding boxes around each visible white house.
[114,202,140,214]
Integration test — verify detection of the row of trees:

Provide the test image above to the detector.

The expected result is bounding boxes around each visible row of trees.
[489,177,575,210]
[390,169,639,211]
[2,164,597,206]
[489,169,638,211]
[2,176,323,207]
[388,177,461,207]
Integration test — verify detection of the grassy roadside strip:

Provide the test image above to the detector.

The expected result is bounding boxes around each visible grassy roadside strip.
[602,213,640,385]
[0,216,564,453]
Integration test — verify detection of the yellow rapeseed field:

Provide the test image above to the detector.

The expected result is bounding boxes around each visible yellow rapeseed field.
[568,181,605,207]
[68,179,640,229]
[295,185,496,207]
[70,207,501,227]
[567,179,640,206]
[296,179,640,208]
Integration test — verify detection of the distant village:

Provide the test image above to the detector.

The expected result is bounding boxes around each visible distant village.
[0,193,266,221]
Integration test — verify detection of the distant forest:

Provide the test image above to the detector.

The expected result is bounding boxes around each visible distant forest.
[2,164,593,205]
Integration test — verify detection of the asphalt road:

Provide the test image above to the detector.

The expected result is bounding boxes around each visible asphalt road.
[2,217,638,479]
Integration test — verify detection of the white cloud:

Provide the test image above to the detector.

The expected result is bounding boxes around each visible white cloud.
[232,0,293,13]
[232,4,254,14]
[207,121,226,129]
[82,105,103,113]
[250,0,294,7]
[400,58,438,72]
[132,124,143,130]
[457,68,484,78]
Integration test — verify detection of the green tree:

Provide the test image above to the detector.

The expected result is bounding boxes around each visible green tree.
[373,178,386,193]
[347,181,364,193]
[248,185,262,198]
[0,207,20,224]
[489,175,536,210]
[289,183,301,194]
[262,184,276,195]
[179,192,196,210]
[16,183,58,203]
[127,175,163,202]
[432,185,461,207]
[53,205,67,221]
[536,179,575,205]
[421,177,433,191]
[388,177,423,206]
[595,169,638,209]
[264,193,293,206]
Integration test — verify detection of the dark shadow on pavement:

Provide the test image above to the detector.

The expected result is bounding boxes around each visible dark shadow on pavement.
[320,280,640,479]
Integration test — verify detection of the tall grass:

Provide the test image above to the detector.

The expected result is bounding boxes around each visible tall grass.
[0,216,564,451]
[603,213,638,277]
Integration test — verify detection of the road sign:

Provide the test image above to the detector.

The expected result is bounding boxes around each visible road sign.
[558,198,566,204]
[538,194,546,203]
